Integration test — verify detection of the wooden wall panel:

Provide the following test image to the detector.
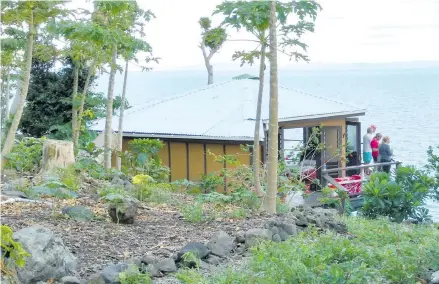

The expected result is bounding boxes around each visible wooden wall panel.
[206,144,224,173]
[188,143,205,181]
[170,142,187,181]
[225,144,251,168]
[157,141,169,167]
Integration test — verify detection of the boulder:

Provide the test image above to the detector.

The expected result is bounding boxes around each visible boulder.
[431,270,439,284]
[235,231,246,243]
[155,258,177,273]
[141,254,158,265]
[12,226,77,284]
[205,254,221,265]
[244,228,273,247]
[272,234,282,242]
[62,205,95,221]
[60,276,81,284]
[100,263,128,284]
[145,264,160,277]
[206,231,234,258]
[177,242,210,261]
[108,201,138,224]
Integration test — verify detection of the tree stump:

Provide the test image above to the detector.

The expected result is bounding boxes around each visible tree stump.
[40,139,75,172]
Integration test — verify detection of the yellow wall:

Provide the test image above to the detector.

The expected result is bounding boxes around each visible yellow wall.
[188,143,205,181]
[119,138,255,182]
[170,142,187,181]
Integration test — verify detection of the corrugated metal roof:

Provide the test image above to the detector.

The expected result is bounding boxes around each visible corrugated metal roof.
[90,78,365,141]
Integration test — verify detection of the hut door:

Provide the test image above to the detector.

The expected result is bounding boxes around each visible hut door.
[321,126,342,178]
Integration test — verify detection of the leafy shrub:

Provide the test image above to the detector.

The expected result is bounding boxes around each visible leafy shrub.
[320,187,352,215]
[57,166,81,191]
[361,166,435,223]
[180,204,204,223]
[199,172,224,193]
[177,218,439,284]
[1,225,30,270]
[119,264,151,284]
[119,138,170,182]
[426,145,439,201]
[4,137,45,173]
[146,183,173,204]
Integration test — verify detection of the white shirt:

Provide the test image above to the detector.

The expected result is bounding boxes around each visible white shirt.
[363,133,373,153]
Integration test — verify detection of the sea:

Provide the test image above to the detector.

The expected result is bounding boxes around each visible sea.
[93,64,439,221]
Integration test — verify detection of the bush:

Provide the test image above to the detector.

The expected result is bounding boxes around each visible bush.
[119,264,151,284]
[4,137,45,173]
[426,145,439,201]
[361,166,435,223]
[1,225,30,270]
[177,218,439,284]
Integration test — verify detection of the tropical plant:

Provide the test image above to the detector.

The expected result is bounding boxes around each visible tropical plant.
[3,136,45,173]
[1,225,30,280]
[426,145,439,201]
[214,1,321,201]
[198,17,227,85]
[0,1,68,170]
[361,167,435,223]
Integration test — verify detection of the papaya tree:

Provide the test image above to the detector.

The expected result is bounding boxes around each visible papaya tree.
[199,17,227,85]
[214,0,321,201]
[265,0,280,213]
[116,6,158,170]
[0,1,68,170]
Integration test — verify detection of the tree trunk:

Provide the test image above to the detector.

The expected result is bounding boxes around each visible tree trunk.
[103,46,117,170]
[5,68,11,122]
[74,57,97,148]
[207,64,213,85]
[253,42,266,198]
[263,0,279,213]
[1,18,34,171]
[40,139,75,172]
[71,64,79,150]
[116,60,129,170]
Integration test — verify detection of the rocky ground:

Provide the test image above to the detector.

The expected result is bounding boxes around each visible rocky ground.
[1,192,279,279]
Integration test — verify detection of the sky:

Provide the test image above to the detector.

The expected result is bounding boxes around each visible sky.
[68,0,439,71]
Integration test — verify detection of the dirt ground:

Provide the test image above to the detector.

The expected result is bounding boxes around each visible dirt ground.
[1,194,276,278]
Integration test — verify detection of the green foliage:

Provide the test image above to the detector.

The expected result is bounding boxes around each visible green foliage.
[1,225,30,269]
[426,145,439,201]
[119,139,170,182]
[119,264,151,284]
[320,187,352,215]
[199,173,224,193]
[178,218,439,284]
[361,166,436,223]
[182,252,201,269]
[4,136,45,173]
[214,0,322,65]
[180,204,204,223]
[57,166,81,192]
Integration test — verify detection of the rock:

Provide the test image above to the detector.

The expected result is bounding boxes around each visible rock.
[86,274,105,284]
[177,242,210,261]
[125,258,141,267]
[235,245,245,255]
[141,254,158,265]
[244,228,273,247]
[205,254,221,265]
[272,234,282,242]
[155,258,177,273]
[270,226,280,235]
[235,231,246,243]
[101,263,128,284]
[206,231,234,258]
[295,214,308,226]
[279,223,297,236]
[12,226,77,284]
[431,270,439,284]
[62,205,95,221]
[145,264,161,277]
[278,231,290,241]
[108,201,138,224]
[1,190,28,198]
[325,219,348,234]
[61,276,81,284]
[199,261,212,271]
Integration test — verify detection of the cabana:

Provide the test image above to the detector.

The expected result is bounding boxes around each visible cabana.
[91,75,366,184]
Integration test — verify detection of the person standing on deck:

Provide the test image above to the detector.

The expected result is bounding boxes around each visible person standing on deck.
[379,136,393,173]
[371,133,383,163]
[362,127,374,164]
